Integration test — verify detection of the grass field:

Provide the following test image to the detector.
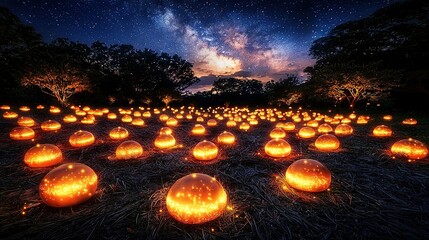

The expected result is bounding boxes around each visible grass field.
[0,106,428,239]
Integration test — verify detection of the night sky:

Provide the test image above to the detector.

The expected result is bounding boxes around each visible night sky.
[3,0,397,91]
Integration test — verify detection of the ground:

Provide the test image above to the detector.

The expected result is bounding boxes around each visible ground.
[0,106,428,239]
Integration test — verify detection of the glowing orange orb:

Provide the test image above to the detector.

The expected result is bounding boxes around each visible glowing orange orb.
[63,114,77,123]
[270,127,286,139]
[19,106,31,111]
[3,111,18,119]
[0,105,10,110]
[166,173,227,224]
[226,120,236,127]
[131,118,145,126]
[17,117,35,127]
[207,119,217,126]
[142,111,151,118]
[196,116,204,122]
[10,127,35,140]
[69,130,95,147]
[24,144,63,167]
[41,120,61,131]
[109,127,129,140]
[49,106,61,114]
[315,134,340,151]
[383,115,393,121]
[39,163,98,207]
[402,118,417,125]
[264,139,291,158]
[286,159,331,192]
[334,124,353,135]
[121,115,133,123]
[318,123,333,133]
[159,127,173,135]
[191,124,206,135]
[159,114,169,122]
[166,117,178,127]
[372,125,392,137]
[217,131,235,145]
[193,140,219,161]
[239,122,250,131]
[306,120,319,128]
[282,122,295,131]
[298,127,316,139]
[391,138,428,160]
[115,140,143,160]
[154,133,176,148]
[107,113,117,119]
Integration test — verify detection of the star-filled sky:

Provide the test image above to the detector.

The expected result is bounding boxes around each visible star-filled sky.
[3,0,397,91]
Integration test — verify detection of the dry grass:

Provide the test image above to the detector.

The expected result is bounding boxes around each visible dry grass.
[0,107,428,240]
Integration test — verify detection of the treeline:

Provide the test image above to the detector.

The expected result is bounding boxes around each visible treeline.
[0,7,198,106]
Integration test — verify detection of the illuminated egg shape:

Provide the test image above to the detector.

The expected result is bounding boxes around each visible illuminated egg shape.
[39,163,98,207]
[81,116,95,124]
[166,173,227,224]
[270,128,286,139]
[166,117,178,127]
[293,117,302,123]
[269,117,277,122]
[131,117,145,126]
[285,159,331,192]
[133,111,141,117]
[226,120,236,127]
[69,130,95,147]
[349,113,357,119]
[176,114,183,119]
[318,123,333,133]
[391,138,428,160]
[109,127,129,140]
[357,117,368,124]
[49,106,61,114]
[115,140,143,160]
[383,115,393,121]
[121,115,133,123]
[239,122,250,131]
[107,112,117,120]
[75,110,86,116]
[0,105,11,110]
[264,139,292,158]
[82,106,91,111]
[186,114,193,120]
[196,116,204,122]
[334,124,353,136]
[330,119,341,125]
[142,111,151,118]
[24,144,63,167]
[341,118,351,124]
[3,111,18,119]
[19,106,31,112]
[94,109,103,116]
[315,134,340,151]
[217,131,235,145]
[191,124,206,135]
[36,105,45,109]
[298,127,316,139]
[160,127,173,135]
[159,114,169,122]
[402,118,417,125]
[102,108,109,114]
[282,122,295,131]
[207,119,217,127]
[306,120,319,128]
[155,133,176,149]
[193,140,219,161]
[372,125,392,137]
[10,127,35,140]
[17,116,35,127]
[63,114,77,123]
[249,119,258,125]
[41,120,61,131]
